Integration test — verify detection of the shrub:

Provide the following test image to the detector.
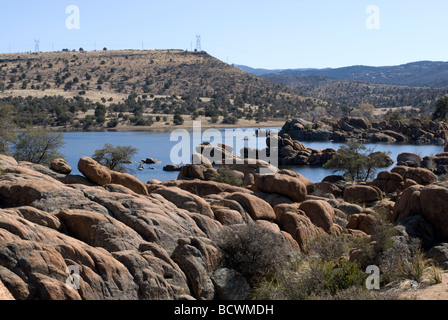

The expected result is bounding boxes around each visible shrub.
[253,259,367,300]
[107,118,119,128]
[214,223,291,285]
[211,167,243,187]
[308,232,349,262]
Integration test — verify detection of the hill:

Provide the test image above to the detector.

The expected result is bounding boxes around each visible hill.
[0,50,327,131]
[238,61,448,88]
[262,74,448,116]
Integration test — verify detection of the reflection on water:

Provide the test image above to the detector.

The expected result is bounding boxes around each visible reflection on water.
[61,129,444,183]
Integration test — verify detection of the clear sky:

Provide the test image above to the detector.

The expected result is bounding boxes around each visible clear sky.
[1,0,447,69]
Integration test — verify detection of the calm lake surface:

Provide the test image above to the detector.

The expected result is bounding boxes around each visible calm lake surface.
[61,128,444,183]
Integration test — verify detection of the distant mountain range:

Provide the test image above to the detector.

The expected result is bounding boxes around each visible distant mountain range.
[236,61,448,88]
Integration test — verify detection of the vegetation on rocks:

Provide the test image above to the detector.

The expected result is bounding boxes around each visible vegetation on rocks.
[323,142,390,181]
[92,143,138,173]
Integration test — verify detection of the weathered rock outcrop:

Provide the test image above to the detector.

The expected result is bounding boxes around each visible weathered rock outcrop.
[253,172,308,203]
[343,185,382,203]
[78,157,148,195]
[6,146,448,301]
[280,117,448,146]
[50,158,72,175]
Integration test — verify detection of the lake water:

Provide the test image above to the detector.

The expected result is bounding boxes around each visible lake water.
[61,128,444,183]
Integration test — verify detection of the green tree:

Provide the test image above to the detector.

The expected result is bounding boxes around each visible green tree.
[92,144,138,173]
[432,96,448,121]
[95,104,107,124]
[12,128,65,165]
[173,113,184,125]
[0,103,14,154]
[323,142,389,181]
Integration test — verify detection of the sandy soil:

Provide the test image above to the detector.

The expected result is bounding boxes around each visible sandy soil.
[399,271,448,300]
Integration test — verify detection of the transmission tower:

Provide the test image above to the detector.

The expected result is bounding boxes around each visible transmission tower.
[34,39,40,53]
[195,35,201,51]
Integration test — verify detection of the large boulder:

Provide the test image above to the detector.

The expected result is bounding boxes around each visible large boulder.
[178,164,218,181]
[161,180,251,197]
[298,200,334,232]
[50,159,72,175]
[0,209,140,300]
[368,152,394,167]
[78,157,148,195]
[275,205,321,252]
[110,171,148,195]
[171,237,221,300]
[112,243,190,300]
[227,193,276,221]
[397,215,435,250]
[336,202,363,218]
[163,164,182,172]
[420,185,448,240]
[346,213,377,235]
[220,159,278,176]
[343,185,382,203]
[392,185,424,224]
[56,209,145,252]
[78,157,111,185]
[397,152,423,167]
[370,171,404,194]
[151,186,214,218]
[253,173,307,203]
[0,166,107,214]
[391,166,437,186]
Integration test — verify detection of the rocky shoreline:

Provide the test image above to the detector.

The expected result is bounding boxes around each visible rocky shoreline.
[2,133,448,300]
[280,117,448,145]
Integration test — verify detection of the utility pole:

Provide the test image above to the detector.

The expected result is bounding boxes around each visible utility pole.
[196,35,201,51]
[34,39,40,53]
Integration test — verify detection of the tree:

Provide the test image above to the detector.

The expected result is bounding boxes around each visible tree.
[323,142,389,181]
[173,113,184,125]
[352,103,375,119]
[432,96,448,121]
[95,104,107,124]
[12,128,65,165]
[92,144,138,173]
[0,103,14,154]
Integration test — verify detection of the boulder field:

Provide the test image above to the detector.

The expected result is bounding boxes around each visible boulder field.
[2,148,448,300]
[280,117,448,145]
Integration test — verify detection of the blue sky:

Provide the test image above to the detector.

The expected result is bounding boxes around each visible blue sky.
[1,0,447,69]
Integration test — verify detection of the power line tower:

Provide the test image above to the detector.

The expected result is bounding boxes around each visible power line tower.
[34,39,40,53]
[195,35,201,51]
